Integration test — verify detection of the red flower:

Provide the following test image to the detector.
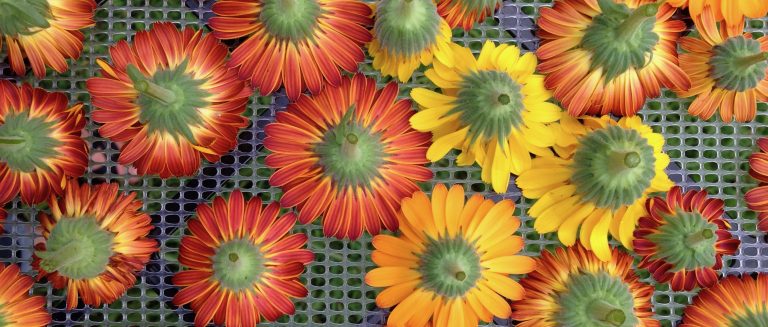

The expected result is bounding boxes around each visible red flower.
[746,137,768,232]
[0,263,51,326]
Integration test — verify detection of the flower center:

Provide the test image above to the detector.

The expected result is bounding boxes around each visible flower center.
[726,307,768,327]
[212,239,265,292]
[709,36,768,92]
[126,62,211,142]
[418,236,481,298]
[260,0,322,42]
[375,0,441,57]
[452,70,525,144]
[35,216,115,280]
[0,111,61,173]
[0,0,51,36]
[557,272,639,327]
[581,0,662,81]
[571,126,656,210]
[647,209,718,271]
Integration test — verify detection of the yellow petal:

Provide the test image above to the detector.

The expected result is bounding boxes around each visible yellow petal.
[387,290,431,327]
[411,88,456,107]
[579,208,608,250]
[371,235,421,259]
[431,183,448,236]
[466,199,496,237]
[524,102,562,123]
[375,279,419,308]
[558,201,596,246]
[507,131,532,174]
[481,138,496,184]
[365,267,420,287]
[498,45,521,72]
[427,127,469,162]
[410,104,458,132]
[481,272,527,300]
[522,122,557,148]
[466,289,493,322]
[459,194,484,233]
[372,250,416,267]
[470,199,515,242]
[528,184,577,217]
[475,283,512,318]
[425,67,459,89]
[491,142,511,193]
[481,236,524,260]
[508,52,537,81]
[618,201,646,249]
[476,215,521,253]
[590,210,613,262]
[533,195,579,233]
[481,255,537,274]
[444,184,465,237]
[477,40,497,70]
[402,193,438,239]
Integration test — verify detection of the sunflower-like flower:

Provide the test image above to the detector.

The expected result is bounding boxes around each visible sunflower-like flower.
[366,184,535,326]
[209,0,372,100]
[411,41,564,193]
[32,181,158,310]
[516,116,674,261]
[668,0,768,35]
[264,74,432,240]
[677,7,768,122]
[745,137,768,232]
[537,0,691,117]
[0,81,87,205]
[0,0,96,78]
[369,0,455,82]
[0,263,51,326]
[173,190,314,327]
[680,274,768,326]
[512,245,658,327]
[86,22,251,178]
[633,186,740,291]
[436,0,503,30]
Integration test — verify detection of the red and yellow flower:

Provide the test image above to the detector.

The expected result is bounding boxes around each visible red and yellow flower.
[32,181,158,310]
[173,190,314,327]
[668,0,768,35]
[264,74,432,240]
[366,184,535,326]
[436,0,503,31]
[209,0,372,100]
[633,186,740,291]
[0,263,51,326]
[680,274,768,326]
[537,0,691,117]
[0,80,88,205]
[87,22,251,178]
[746,137,768,232]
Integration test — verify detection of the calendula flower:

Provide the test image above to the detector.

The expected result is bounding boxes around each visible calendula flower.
[366,184,535,326]
[745,137,768,232]
[668,0,768,35]
[537,0,691,117]
[32,181,158,310]
[173,190,314,327]
[0,0,96,78]
[680,274,768,326]
[411,41,564,193]
[436,0,502,30]
[677,6,768,122]
[0,263,51,326]
[369,0,455,82]
[87,22,251,178]
[264,74,432,240]
[209,0,372,100]
[512,245,659,327]
[633,186,740,291]
[0,80,88,205]
[516,116,674,261]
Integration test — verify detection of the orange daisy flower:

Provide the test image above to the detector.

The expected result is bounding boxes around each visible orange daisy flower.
[512,245,659,327]
[668,0,768,35]
[537,0,691,117]
[0,80,88,205]
[0,263,51,326]
[264,74,433,240]
[32,181,158,310]
[680,274,768,326]
[633,186,740,291]
[677,6,768,122]
[87,22,251,178]
[436,0,503,30]
[745,137,768,232]
[0,0,96,78]
[209,0,372,100]
[173,190,314,327]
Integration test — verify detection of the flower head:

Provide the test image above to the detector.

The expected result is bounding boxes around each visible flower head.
[680,274,768,326]
[668,0,768,35]
[173,190,314,326]
[366,184,536,326]
[0,263,51,326]
[87,22,251,178]
[745,137,768,232]
[436,0,503,30]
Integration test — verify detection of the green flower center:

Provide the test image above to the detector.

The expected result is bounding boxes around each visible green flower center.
[571,125,656,210]
[375,0,441,57]
[35,216,115,280]
[0,0,51,36]
[557,272,639,327]
[418,236,481,298]
[581,0,662,81]
[126,62,211,143]
[452,70,524,145]
[0,111,61,173]
[727,306,768,327]
[212,239,266,292]
[647,209,718,271]
[260,0,322,42]
[709,36,768,92]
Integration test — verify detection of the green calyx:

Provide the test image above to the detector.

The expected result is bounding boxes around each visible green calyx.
[0,111,61,173]
[418,236,481,298]
[0,0,51,36]
[450,0,502,13]
[35,216,115,280]
[647,210,718,271]
[375,0,441,57]
[556,272,639,327]
[0,311,5,326]
[571,126,656,210]
[126,62,210,143]
[260,0,322,42]
[212,239,265,291]
[581,0,661,81]
[452,70,524,145]
[727,306,768,327]
[709,36,768,92]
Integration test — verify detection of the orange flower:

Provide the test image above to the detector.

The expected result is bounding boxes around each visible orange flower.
[436,0,503,30]
[680,274,768,326]
[668,0,768,35]
[745,137,768,232]
[0,263,51,326]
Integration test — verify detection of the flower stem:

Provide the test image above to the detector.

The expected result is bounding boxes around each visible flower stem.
[125,64,177,105]
[610,150,641,172]
[685,229,714,247]
[341,133,361,160]
[736,52,768,70]
[589,300,626,326]
[0,136,25,145]
[618,1,662,39]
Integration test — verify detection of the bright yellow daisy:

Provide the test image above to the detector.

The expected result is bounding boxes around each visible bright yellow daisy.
[410,41,565,193]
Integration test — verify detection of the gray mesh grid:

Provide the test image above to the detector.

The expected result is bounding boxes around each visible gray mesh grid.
[0,0,766,326]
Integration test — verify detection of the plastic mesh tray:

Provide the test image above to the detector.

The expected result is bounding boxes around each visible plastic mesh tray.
[0,0,767,326]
